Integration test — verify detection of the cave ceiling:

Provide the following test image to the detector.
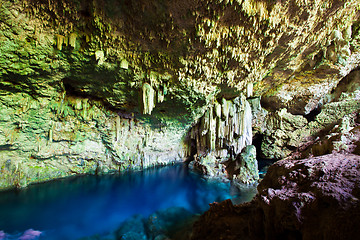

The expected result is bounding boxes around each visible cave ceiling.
[1,0,360,116]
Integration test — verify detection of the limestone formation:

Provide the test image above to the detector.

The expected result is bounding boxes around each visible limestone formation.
[0,92,188,189]
[191,153,360,240]
[0,0,360,189]
[187,94,258,183]
[142,83,156,115]
[258,69,360,160]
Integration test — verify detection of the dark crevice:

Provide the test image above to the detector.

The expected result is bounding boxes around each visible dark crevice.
[304,106,322,122]
[252,133,275,177]
[62,77,128,114]
[185,135,197,164]
[252,133,264,161]
[0,144,15,151]
[330,66,360,102]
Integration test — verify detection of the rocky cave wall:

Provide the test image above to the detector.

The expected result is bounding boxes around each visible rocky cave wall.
[0,90,189,189]
[1,0,360,189]
[191,153,360,240]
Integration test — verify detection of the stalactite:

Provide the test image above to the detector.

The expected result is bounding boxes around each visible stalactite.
[116,116,121,142]
[120,59,129,69]
[68,33,77,48]
[56,34,65,50]
[189,93,253,159]
[200,109,210,136]
[215,102,222,118]
[142,83,155,115]
[246,82,253,98]
[208,106,216,151]
[95,50,105,65]
[216,116,224,148]
[157,87,164,103]
[48,129,53,143]
[221,98,231,121]
[243,100,253,146]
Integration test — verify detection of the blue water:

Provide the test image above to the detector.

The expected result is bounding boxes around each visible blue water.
[0,164,257,239]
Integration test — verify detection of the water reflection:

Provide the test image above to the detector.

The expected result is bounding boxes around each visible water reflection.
[0,164,257,239]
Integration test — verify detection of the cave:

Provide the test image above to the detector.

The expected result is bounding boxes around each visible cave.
[304,105,322,122]
[0,0,360,239]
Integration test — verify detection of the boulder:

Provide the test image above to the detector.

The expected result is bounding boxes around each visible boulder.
[191,153,360,240]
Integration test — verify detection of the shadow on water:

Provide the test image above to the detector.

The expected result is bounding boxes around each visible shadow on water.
[0,164,257,239]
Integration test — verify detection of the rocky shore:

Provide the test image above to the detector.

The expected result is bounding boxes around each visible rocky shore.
[191,153,360,240]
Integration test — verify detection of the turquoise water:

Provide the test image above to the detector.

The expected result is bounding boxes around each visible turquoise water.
[0,164,257,239]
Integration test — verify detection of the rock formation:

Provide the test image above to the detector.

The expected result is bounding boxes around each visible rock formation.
[0,0,360,190]
[256,67,360,160]
[187,94,258,182]
[191,153,360,240]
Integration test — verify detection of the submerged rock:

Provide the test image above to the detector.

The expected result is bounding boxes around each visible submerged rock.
[146,207,196,240]
[115,215,147,240]
[191,153,360,240]
[113,207,196,240]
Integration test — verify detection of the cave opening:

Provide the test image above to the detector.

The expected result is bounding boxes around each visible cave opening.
[252,133,276,178]
[252,133,264,160]
[62,77,90,98]
[61,77,129,113]
[304,106,322,122]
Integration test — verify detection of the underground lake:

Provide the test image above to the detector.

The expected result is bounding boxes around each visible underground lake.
[0,164,258,240]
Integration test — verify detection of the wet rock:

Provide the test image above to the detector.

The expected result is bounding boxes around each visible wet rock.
[113,207,196,240]
[191,153,360,240]
[146,207,195,240]
[191,199,263,240]
[115,215,147,240]
[226,145,259,184]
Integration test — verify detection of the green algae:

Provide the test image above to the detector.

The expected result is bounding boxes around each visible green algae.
[0,0,360,189]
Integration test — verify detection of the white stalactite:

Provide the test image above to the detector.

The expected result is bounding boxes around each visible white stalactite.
[142,83,155,115]
[190,93,253,158]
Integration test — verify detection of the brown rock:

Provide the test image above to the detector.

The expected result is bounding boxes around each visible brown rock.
[191,153,360,240]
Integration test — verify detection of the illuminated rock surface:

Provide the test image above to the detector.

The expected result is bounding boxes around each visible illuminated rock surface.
[0,0,359,189]
[1,0,360,239]
[191,153,360,240]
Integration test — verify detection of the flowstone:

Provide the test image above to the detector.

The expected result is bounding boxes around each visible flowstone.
[187,94,259,183]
